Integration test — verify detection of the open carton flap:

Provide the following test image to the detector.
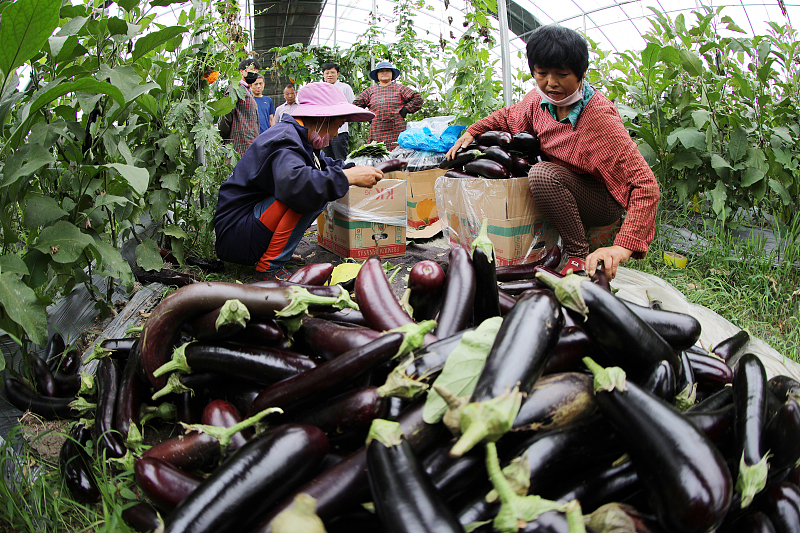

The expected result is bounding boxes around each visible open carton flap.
[407,220,442,239]
[612,267,800,381]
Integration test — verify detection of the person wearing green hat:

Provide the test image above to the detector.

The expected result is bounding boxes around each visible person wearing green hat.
[352,61,424,149]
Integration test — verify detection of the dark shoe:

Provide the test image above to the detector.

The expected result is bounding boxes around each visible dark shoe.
[253,268,292,281]
[561,257,587,276]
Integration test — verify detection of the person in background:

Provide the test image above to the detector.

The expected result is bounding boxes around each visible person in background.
[274,84,299,123]
[320,62,355,161]
[251,74,276,133]
[214,82,383,281]
[446,25,659,279]
[218,57,261,155]
[352,60,423,150]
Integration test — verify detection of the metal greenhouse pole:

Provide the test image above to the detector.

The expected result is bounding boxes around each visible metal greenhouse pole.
[497,0,513,106]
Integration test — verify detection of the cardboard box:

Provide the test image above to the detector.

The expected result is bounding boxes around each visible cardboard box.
[317,179,407,259]
[384,168,446,229]
[435,176,560,266]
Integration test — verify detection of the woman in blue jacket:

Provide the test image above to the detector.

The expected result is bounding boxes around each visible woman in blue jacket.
[214,82,383,280]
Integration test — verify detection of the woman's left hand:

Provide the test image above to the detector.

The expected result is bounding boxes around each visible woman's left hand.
[586,245,633,279]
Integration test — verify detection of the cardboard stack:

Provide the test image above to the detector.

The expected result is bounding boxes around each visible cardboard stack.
[317,179,407,259]
[435,176,560,266]
[383,168,446,230]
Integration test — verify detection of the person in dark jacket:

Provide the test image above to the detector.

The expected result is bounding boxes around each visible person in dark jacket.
[214,82,382,280]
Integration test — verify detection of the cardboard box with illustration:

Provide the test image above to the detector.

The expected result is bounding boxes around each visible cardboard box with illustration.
[434,176,560,266]
[383,168,445,229]
[317,179,407,259]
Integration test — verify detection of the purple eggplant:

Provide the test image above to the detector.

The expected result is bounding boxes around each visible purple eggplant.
[164,424,329,533]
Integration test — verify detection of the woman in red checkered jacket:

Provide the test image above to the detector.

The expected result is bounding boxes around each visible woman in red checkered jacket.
[353,61,424,150]
[446,25,659,280]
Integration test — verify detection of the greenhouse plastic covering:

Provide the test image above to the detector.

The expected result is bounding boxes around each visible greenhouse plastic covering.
[310,0,797,53]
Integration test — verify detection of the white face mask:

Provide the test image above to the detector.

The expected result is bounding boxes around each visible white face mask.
[308,120,331,149]
[536,82,584,107]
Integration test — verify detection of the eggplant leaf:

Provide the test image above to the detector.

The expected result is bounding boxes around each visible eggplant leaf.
[423,317,503,424]
[135,238,163,272]
[0,272,47,346]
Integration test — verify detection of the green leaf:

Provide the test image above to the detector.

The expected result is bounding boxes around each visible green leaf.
[0,0,61,82]
[728,128,748,162]
[208,96,235,117]
[161,225,190,239]
[33,221,94,264]
[107,16,129,36]
[678,49,704,76]
[768,179,793,206]
[657,45,680,67]
[11,78,125,147]
[423,317,503,424]
[741,167,765,187]
[115,0,138,13]
[0,255,29,276]
[672,150,703,170]
[23,196,68,229]
[89,239,134,287]
[135,239,163,271]
[710,181,728,216]
[667,127,705,151]
[55,15,88,37]
[107,163,149,196]
[732,72,753,100]
[2,144,54,187]
[136,93,159,117]
[0,272,47,346]
[131,26,187,63]
[692,110,712,129]
[710,154,732,170]
[637,142,658,167]
[99,64,159,103]
[95,193,131,208]
[160,173,181,192]
[641,43,661,71]
[149,189,170,221]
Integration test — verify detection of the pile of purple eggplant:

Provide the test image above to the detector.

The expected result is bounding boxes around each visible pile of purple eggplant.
[439,130,543,180]
[8,224,800,533]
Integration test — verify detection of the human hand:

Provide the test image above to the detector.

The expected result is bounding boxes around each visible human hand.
[445,131,474,160]
[586,245,633,279]
[344,166,383,188]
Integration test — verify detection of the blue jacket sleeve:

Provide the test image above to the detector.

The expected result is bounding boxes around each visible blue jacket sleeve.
[259,127,350,214]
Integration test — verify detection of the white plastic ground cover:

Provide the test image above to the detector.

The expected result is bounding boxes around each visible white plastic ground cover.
[612,267,800,382]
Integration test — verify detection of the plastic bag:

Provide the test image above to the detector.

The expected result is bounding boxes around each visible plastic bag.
[611,267,800,381]
[388,147,446,172]
[397,115,465,153]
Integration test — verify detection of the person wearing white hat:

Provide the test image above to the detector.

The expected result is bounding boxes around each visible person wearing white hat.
[214,82,383,281]
[352,61,424,149]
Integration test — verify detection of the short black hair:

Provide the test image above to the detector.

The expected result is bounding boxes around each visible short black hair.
[255,74,265,81]
[321,62,339,73]
[526,25,589,78]
[284,84,295,90]
[238,57,261,71]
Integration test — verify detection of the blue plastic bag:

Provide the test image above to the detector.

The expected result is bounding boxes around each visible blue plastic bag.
[397,118,466,153]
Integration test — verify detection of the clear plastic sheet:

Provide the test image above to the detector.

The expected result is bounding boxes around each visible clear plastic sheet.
[435,175,560,266]
[328,180,407,227]
[388,146,446,172]
[612,267,800,381]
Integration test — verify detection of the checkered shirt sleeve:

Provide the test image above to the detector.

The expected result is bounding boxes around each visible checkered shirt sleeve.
[466,88,659,258]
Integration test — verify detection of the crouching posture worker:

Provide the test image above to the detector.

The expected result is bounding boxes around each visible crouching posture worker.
[447,25,659,279]
[214,82,382,280]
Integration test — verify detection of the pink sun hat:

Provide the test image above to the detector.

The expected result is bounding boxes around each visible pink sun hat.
[290,82,375,122]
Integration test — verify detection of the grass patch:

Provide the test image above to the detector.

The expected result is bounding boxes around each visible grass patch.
[0,424,140,533]
[625,204,800,363]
